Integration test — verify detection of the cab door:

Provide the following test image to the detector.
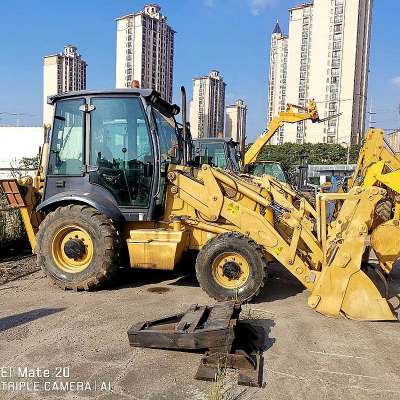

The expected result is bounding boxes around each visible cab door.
[44,97,86,199]
[88,96,156,221]
[151,108,181,218]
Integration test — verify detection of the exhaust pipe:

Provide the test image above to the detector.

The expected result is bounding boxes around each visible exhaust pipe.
[181,86,188,165]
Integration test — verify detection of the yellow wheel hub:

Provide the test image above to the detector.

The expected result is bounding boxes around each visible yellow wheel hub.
[52,225,94,273]
[211,252,250,290]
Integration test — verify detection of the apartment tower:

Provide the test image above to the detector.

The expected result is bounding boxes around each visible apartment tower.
[268,0,373,145]
[190,71,226,139]
[43,45,87,125]
[268,22,288,145]
[226,100,247,150]
[115,4,175,102]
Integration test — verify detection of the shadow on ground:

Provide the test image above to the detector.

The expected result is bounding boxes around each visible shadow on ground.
[106,258,306,305]
[105,252,199,291]
[236,318,276,353]
[255,263,305,304]
[0,308,66,332]
[0,243,30,262]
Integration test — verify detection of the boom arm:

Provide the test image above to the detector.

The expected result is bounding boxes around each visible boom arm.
[244,101,320,166]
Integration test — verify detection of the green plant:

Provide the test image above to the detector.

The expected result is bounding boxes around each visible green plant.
[0,192,25,246]
[9,155,39,179]
[255,142,360,173]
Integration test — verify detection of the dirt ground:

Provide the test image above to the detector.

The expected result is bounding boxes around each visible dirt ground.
[0,252,39,286]
[1,255,400,400]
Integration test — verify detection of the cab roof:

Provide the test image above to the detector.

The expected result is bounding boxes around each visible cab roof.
[48,89,180,116]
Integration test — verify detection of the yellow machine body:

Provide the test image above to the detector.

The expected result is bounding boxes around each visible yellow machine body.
[2,113,400,321]
[127,224,190,270]
[2,158,398,321]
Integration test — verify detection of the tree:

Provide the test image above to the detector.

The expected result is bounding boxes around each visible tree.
[256,143,360,173]
[9,155,39,179]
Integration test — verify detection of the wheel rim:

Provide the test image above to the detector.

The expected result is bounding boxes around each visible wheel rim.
[51,225,94,273]
[211,252,250,290]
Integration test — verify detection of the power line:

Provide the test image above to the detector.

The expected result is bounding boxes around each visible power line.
[0,112,36,117]
[0,112,38,127]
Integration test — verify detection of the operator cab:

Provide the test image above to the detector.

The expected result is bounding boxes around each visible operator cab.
[247,161,288,184]
[41,89,183,222]
[193,138,241,172]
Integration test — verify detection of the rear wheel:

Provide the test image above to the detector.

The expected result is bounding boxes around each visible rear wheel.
[195,233,267,302]
[36,204,120,290]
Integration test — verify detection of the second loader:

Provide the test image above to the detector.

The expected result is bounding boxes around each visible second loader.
[1,88,399,321]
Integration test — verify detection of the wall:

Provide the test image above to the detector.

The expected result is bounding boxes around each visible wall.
[0,127,43,179]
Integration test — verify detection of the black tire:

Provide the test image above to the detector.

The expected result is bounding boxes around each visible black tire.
[36,204,120,290]
[195,232,267,302]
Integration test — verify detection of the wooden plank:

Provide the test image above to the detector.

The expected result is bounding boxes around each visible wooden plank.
[175,306,206,333]
[205,301,240,330]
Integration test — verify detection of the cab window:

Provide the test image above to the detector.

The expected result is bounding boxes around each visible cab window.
[201,143,227,169]
[89,97,154,208]
[152,109,180,165]
[152,109,180,212]
[48,98,84,175]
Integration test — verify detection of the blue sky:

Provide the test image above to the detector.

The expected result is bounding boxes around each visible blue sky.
[0,0,399,140]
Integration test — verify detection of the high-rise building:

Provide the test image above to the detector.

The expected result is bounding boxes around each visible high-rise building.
[43,45,87,125]
[268,22,288,145]
[267,0,373,145]
[190,71,226,139]
[115,4,175,102]
[226,100,247,149]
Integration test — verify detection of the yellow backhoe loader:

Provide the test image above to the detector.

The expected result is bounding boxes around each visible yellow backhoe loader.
[1,89,399,321]
[194,101,323,184]
[244,100,320,166]
[242,101,326,206]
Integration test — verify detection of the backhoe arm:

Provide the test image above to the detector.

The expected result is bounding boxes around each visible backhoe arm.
[350,128,400,191]
[244,101,320,166]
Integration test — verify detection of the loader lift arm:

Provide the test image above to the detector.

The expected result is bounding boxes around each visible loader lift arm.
[244,101,320,166]
[167,164,396,321]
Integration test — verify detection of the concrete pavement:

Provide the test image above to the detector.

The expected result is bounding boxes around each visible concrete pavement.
[0,259,400,400]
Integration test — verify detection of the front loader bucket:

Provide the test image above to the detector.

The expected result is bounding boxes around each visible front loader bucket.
[340,270,396,321]
[307,186,397,321]
[308,260,396,321]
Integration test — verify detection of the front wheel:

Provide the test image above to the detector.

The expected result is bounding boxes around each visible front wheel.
[36,204,120,290]
[195,232,267,302]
